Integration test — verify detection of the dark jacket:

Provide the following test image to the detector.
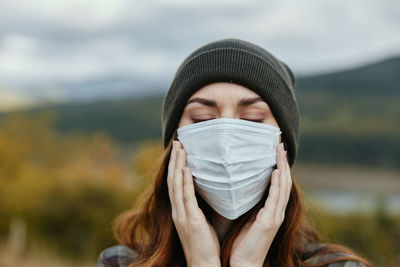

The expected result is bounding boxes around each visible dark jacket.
[97,243,366,267]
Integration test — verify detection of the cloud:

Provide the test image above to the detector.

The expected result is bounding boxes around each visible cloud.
[0,0,399,104]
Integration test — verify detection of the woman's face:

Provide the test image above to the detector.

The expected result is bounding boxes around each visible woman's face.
[178,82,282,143]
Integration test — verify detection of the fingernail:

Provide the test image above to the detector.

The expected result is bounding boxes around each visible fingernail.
[172,140,176,149]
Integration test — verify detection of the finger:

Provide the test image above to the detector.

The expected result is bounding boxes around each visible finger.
[271,143,285,205]
[182,167,200,215]
[283,148,290,174]
[167,142,178,219]
[276,143,288,197]
[283,155,293,207]
[285,154,292,187]
[276,151,289,216]
[263,169,281,213]
[276,142,285,171]
[176,140,183,149]
[167,141,178,177]
[281,150,292,200]
[173,148,186,219]
[256,169,280,226]
[278,152,293,218]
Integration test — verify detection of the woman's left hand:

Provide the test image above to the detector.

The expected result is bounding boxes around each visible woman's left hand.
[229,142,292,267]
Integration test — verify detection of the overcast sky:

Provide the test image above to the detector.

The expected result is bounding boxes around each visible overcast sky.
[0,0,399,110]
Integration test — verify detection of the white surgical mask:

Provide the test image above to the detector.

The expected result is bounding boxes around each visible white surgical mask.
[177,118,281,220]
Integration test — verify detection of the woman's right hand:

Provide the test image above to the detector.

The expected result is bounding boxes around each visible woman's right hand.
[167,140,221,267]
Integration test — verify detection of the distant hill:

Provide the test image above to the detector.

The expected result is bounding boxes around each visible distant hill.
[297,56,400,94]
[1,56,399,169]
[294,56,400,168]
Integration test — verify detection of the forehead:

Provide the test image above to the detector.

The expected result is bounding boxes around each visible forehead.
[189,82,261,100]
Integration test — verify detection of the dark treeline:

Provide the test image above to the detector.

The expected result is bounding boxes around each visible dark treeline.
[1,56,399,169]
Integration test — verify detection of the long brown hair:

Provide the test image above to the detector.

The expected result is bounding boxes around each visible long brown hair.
[113,132,371,267]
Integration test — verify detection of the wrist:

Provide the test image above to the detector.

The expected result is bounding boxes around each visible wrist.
[231,264,260,267]
[231,261,262,267]
[189,258,221,267]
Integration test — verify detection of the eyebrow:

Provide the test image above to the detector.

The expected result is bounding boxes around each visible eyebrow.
[186,97,264,107]
[238,97,264,106]
[186,97,217,107]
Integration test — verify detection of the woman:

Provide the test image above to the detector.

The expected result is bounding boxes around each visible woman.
[98,39,371,267]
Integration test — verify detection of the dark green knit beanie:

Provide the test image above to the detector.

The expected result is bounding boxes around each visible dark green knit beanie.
[161,38,300,167]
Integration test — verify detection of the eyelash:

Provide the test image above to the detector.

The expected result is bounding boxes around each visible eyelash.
[249,119,263,123]
[192,119,263,123]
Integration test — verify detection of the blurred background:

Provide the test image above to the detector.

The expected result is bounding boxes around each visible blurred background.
[0,0,399,266]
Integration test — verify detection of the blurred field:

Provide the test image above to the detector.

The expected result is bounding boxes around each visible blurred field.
[0,112,399,266]
[294,163,400,214]
[0,243,92,267]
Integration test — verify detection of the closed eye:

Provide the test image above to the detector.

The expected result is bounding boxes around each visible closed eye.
[192,119,209,123]
[192,119,263,123]
[241,119,263,123]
